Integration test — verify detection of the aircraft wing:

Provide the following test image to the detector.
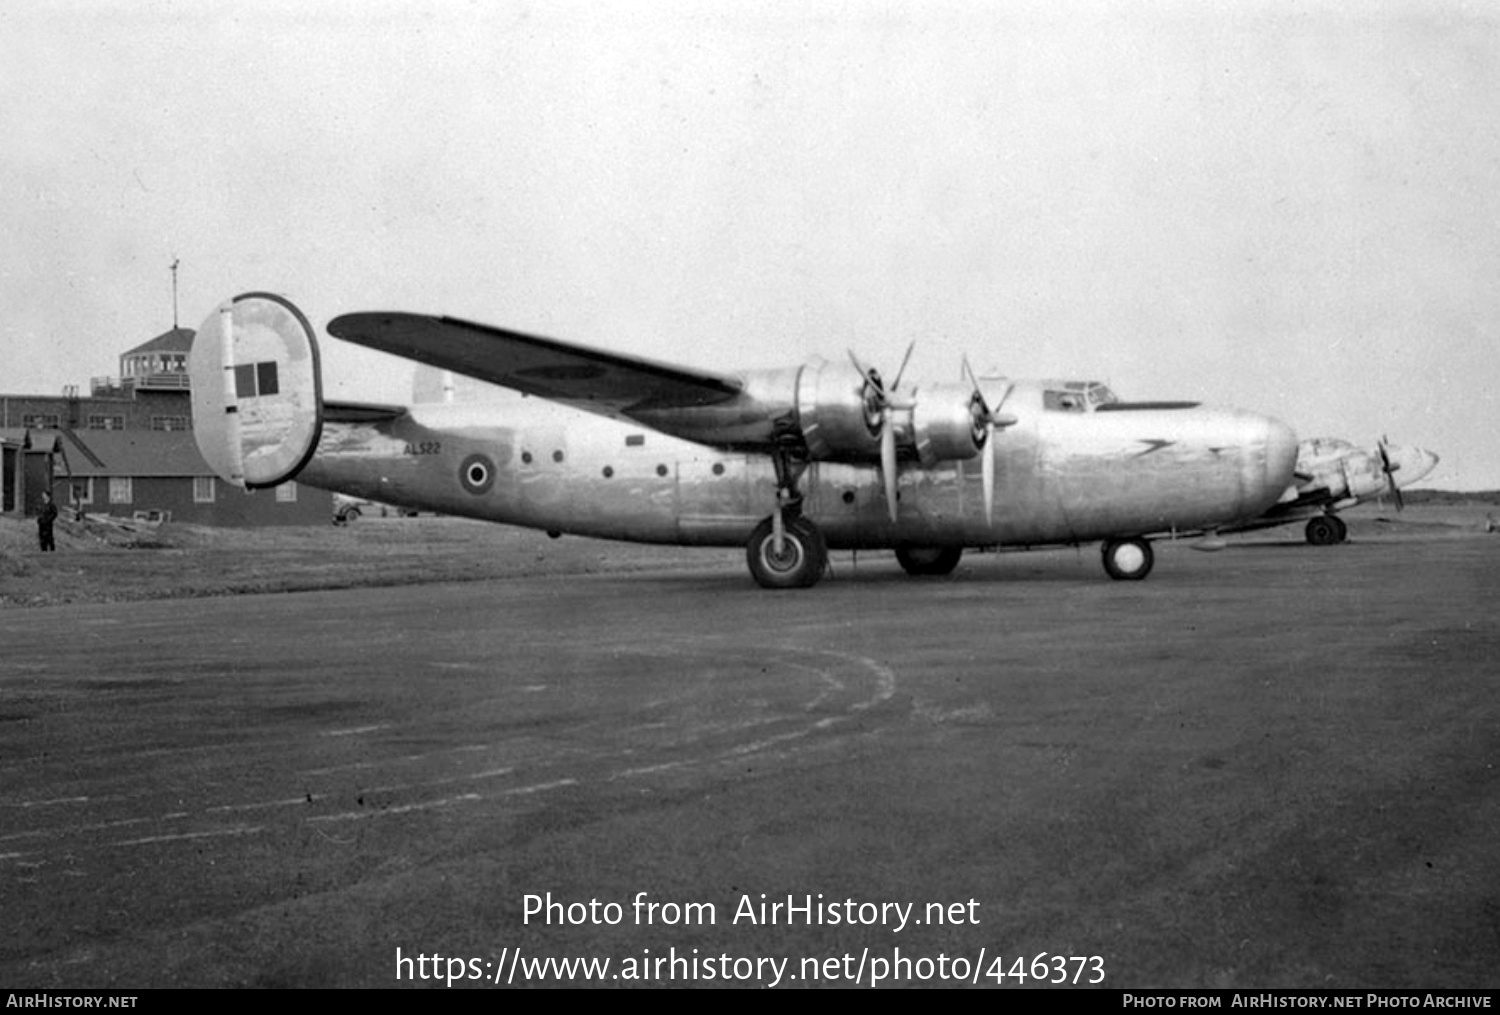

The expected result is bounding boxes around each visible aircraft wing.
[327,312,743,421]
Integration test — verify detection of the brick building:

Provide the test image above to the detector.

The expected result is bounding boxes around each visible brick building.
[1,326,330,525]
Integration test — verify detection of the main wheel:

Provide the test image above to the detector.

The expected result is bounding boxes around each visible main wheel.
[1305,515,1341,546]
[746,516,828,589]
[895,546,963,576]
[1101,538,1154,581]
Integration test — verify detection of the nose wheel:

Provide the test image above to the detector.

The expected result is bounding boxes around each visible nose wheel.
[1101,538,1154,581]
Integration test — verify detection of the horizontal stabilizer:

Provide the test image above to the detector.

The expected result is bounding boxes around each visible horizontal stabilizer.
[323,400,408,424]
[189,293,323,489]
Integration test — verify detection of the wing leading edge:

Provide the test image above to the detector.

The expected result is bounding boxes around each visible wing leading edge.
[327,312,743,421]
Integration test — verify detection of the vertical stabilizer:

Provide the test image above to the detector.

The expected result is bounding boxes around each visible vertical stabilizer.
[189,292,323,489]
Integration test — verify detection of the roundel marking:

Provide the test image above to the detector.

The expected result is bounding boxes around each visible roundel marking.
[460,453,496,495]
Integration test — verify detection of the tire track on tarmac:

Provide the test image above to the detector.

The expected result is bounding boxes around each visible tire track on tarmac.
[0,645,897,869]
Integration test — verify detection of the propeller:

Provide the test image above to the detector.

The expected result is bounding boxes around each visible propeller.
[962,358,1017,526]
[1377,436,1404,511]
[848,344,916,523]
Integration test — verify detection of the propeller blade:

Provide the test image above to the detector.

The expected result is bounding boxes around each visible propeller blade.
[982,420,995,526]
[847,349,876,387]
[961,363,1006,527]
[1377,437,1405,511]
[881,414,898,523]
[890,342,916,395]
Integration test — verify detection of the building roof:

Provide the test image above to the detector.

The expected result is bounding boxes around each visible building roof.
[56,429,210,478]
[123,327,195,358]
[1,427,64,450]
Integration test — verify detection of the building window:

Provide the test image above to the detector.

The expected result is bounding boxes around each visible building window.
[22,414,60,428]
[73,478,94,506]
[151,416,190,431]
[193,476,216,503]
[109,477,132,504]
[275,482,297,503]
[87,415,125,430]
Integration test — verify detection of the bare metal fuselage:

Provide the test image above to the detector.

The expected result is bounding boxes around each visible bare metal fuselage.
[302,384,1297,550]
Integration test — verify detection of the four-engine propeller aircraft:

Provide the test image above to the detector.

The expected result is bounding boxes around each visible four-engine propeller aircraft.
[188,292,1299,588]
[1228,436,1439,545]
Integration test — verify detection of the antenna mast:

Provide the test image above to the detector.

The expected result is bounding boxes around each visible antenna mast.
[170,257,180,328]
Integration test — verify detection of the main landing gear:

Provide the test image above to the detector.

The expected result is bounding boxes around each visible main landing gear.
[895,546,963,577]
[1304,514,1348,546]
[1101,537,1154,581]
[746,514,827,588]
[747,447,828,589]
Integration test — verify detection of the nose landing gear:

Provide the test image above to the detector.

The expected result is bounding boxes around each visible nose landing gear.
[1102,537,1154,581]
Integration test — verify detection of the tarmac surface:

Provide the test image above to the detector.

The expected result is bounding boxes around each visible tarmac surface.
[2,533,1498,988]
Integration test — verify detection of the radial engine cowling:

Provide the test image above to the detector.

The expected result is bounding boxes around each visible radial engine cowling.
[792,358,882,461]
[907,383,986,466]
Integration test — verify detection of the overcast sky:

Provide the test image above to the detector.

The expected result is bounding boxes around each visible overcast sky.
[4,0,1497,488]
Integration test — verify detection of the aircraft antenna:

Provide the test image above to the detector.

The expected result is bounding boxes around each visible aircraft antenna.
[170,257,181,329]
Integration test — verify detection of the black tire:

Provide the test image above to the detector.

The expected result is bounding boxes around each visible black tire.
[746,516,827,589]
[895,546,963,576]
[1330,515,1348,543]
[1101,537,1154,581]
[1305,515,1340,546]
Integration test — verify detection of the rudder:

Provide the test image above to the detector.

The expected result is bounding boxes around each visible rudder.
[189,292,323,489]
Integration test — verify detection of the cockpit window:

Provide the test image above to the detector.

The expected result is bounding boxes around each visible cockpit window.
[1044,390,1087,412]
[1044,382,1115,412]
[1086,383,1117,407]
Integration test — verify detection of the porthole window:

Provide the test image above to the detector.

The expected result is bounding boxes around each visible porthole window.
[553,450,565,463]
[712,463,725,476]
[521,451,533,465]
[842,490,855,504]
[656,464,669,478]
[602,466,614,478]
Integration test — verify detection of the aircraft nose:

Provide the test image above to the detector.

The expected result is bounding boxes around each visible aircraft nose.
[1402,447,1440,485]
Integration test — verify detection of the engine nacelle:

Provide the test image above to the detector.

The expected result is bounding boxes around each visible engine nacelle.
[660,358,990,465]
[793,359,883,461]
[1342,455,1389,500]
[908,383,985,466]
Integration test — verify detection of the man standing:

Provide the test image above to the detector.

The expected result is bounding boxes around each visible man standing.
[37,490,58,552]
